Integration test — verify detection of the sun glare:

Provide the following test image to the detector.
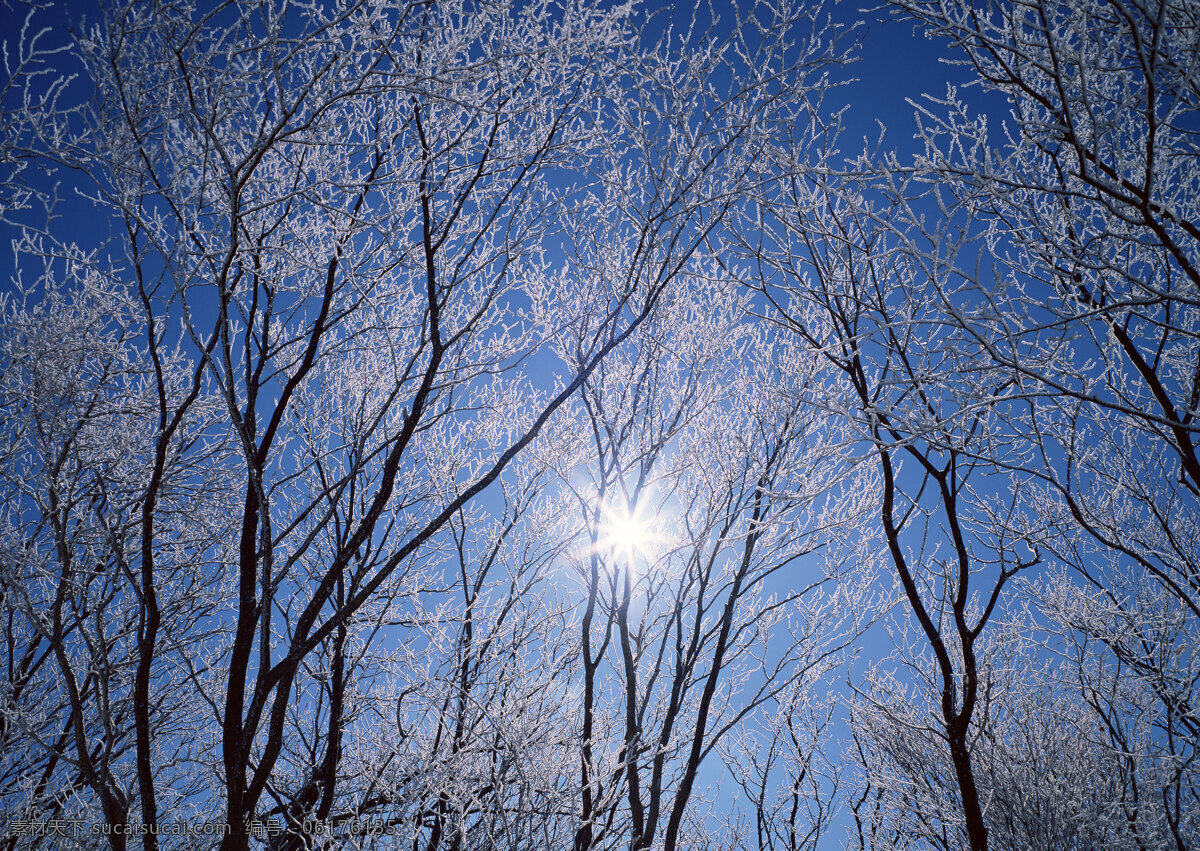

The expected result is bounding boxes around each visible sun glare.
[599,502,656,564]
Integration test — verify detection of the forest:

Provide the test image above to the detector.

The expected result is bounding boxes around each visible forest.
[0,0,1196,848]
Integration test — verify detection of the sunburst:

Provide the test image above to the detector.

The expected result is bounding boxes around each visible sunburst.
[597,500,656,565]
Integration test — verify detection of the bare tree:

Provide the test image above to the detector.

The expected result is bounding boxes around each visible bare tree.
[732,149,1053,848]
[553,269,870,851]
[721,671,846,851]
[14,0,1194,848]
[0,0,68,229]
[876,0,1200,844]
[0,249,238,850]
[2,0,656,845]
[889,0,1200,626]
[0,0,846,848]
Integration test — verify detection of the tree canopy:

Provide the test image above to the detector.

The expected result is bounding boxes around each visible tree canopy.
[1,0,1197,849]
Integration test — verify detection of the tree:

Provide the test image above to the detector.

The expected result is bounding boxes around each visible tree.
[721,671,847,851]
[0,252,237,850]
[890,0,1199,624]
[718,0,1200,843]
[12,0,1195,847]
[551,270,871,851]
[731,142,1049,848]
[984,581,1196,849]
[0,0,844,848]
[878,0,1200,844]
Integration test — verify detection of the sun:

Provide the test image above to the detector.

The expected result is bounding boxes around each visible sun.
[598,501,656,564]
